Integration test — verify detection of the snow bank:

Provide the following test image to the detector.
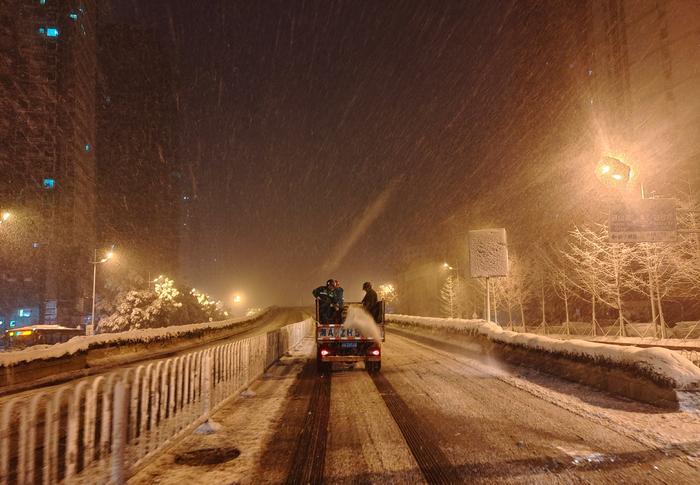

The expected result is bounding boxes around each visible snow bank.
[387,314,700,390]
[0,308,271,368]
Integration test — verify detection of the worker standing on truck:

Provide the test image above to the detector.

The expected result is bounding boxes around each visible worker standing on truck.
[333,280,344,323]
[313,279,338,324]
[362,281,380,322]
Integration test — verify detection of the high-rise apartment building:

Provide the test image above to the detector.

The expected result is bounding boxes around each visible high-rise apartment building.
[0,0,97,327]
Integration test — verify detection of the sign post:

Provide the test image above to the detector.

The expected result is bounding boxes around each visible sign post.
[469,229,509,323]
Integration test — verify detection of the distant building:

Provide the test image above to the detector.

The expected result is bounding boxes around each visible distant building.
[0,0,98,328]
[96,24,181,279]
[585,0,700,193]
[396,261,444,317]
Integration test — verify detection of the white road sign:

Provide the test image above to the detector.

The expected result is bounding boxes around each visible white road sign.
[469,228,509,277]
[608,198,677,243]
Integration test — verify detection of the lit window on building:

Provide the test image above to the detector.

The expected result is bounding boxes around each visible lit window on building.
[43,178,55,189]
[0,320,4,327]
[19,309,32,318]
[32,242,40,248]
[40,0,46,5]
[9,321,16,328]
[38,27,60,38]
[85,143,91,152]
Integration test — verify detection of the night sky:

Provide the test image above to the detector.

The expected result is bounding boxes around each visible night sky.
[110,1,592,307]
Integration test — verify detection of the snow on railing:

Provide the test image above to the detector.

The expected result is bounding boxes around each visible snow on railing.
[0,318,313,485]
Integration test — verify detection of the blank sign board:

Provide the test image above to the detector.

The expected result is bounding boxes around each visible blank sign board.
[469,229,509,277]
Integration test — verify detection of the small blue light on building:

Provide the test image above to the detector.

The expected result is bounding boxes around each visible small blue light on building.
[43,178,55,189]
[19,309,32,318]
[85,143,91,152]
[40,0,46,5]
[38,27,60,37]
[32,242,41,249]
[69,12,78,21]
[9,321,16,328]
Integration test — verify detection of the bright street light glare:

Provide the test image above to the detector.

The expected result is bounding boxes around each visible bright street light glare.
[106,251,114,259]
[1,211,10,221]
[233,294,242,304]
[595,156,631,187]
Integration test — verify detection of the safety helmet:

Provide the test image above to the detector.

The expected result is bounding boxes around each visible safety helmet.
[326,279,335,287]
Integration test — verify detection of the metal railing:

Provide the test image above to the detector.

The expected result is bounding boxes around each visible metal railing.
[0,318,313,485]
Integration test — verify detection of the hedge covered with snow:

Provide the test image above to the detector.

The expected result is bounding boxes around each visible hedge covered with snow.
[387,314,700,391]
[0,308,271,368]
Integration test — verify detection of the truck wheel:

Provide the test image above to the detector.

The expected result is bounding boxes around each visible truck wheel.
[317,353,331,374]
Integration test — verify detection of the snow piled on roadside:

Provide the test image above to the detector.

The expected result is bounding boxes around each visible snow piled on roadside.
[0,308,271,368]
[387,314,700,390]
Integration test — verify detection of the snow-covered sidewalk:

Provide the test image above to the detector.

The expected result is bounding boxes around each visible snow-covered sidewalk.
[128,337,316,485]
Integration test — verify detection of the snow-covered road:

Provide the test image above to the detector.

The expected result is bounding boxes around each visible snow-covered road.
[130,328,700,484]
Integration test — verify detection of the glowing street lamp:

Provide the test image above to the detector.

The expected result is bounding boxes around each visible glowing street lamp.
[442,262,454,270]
[1,211,10,222]
[233,294,242,304]
[595,156,631,188]
[91,248,115,332]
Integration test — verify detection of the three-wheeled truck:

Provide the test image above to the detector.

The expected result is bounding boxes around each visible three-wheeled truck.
[315,300,385,373]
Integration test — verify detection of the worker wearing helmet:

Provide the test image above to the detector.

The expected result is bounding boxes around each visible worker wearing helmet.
[332,280,344,324]
[313,279,338,324]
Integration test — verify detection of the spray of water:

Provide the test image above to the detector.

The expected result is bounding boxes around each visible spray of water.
[343,306,382,345]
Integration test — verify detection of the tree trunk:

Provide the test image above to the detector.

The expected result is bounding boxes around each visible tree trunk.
[563,290,570,335]
[645,247,658,338]
[518,292,526,332]
[614,259,626,337]
[540,275,546,334]
[649,269,658,338]
[654,273,667,339]
[591,295,597,337]
[507,303,513,331]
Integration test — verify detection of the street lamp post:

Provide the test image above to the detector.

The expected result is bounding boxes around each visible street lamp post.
[91,249,114,333]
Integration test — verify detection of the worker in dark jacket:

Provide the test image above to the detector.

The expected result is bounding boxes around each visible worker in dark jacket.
[362,281,380,322]
[332,280,344,323]
[313,279,338,324]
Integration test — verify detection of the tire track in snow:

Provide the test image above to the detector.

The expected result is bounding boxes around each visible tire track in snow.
[285,365,332,485]
[371,372,460,484]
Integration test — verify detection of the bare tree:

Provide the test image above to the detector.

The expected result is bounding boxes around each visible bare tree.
[440,274,458,318]
[563,225,635,336]
[541,245,573,335]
